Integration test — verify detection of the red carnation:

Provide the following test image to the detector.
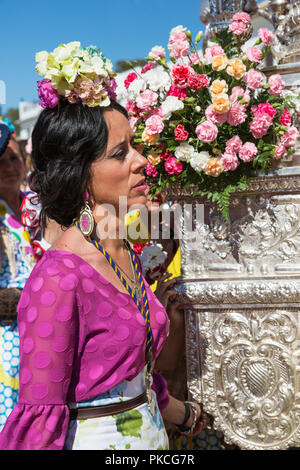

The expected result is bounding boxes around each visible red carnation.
[159,148,173,160]
[187,73,209,90]
[171,65,191,88]
[124,72,138,89]
[133,242,149,254]
[174,124,189,141]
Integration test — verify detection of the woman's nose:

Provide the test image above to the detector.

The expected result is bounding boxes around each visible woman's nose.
[133,150,148,171]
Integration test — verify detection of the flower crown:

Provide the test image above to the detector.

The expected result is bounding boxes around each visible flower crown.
[35,41,117,109]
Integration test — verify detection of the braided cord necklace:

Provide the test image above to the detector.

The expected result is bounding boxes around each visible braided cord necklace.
[73,219,156,415]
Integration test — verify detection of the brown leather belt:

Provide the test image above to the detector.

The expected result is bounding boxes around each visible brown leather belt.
[69,391,147,420]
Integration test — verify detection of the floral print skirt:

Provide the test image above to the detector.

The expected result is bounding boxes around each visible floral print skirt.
[64,369,169,450]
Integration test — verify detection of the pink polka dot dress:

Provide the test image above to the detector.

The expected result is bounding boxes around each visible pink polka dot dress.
[0,250,170,450]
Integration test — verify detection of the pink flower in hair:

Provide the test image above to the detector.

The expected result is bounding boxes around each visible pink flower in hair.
[37,79,59,109]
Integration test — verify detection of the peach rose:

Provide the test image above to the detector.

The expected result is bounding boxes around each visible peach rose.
[204,157,224,177]
[209,79,228,97]
[212,94,231,114]
[211,55,228,71]
[226,58,246,79]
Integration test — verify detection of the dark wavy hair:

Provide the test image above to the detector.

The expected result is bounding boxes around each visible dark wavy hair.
[29,100,128,228]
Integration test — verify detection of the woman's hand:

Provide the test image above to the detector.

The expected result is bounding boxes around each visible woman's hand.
[154,272,178,310]
[161,396,206,437]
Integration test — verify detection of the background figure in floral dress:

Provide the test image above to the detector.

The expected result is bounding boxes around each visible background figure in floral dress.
[0,120,36,430]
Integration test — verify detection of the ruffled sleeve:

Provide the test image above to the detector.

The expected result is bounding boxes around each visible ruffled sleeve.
[0,253,78,450]
[152,370,170,412]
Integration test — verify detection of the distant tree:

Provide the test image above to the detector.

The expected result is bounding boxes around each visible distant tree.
[115,59,147,73]
[4,108,20,136]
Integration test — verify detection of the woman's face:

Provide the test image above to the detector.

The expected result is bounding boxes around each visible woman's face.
[90,109,148,214]
[0,139,25,196]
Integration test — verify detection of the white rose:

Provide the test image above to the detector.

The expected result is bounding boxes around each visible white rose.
[143,68,171,93]
[161,95,184,119]
[190,151,210,173]
[175,142,195,162]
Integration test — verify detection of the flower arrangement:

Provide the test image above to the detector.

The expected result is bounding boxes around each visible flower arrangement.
[35,42,116,108]
[123,14,299,218]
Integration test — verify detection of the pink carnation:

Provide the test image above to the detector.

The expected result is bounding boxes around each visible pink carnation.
[230,86,250,104]
[167,85,187,99]
[255,103,277,120]
[37,79,59,109]
[226,135,243,152]
[232,12,251,23]
[164,156,183,175]
[250,114,272,139]
[148,45,166,60]
[220,150,240,171]
[268,74,285,96]
[245,47,262,63]
[174,124,189,141]
[190,53,200,64]
[280,109,292,127]
[244,69,263,90]
[258,28,274,45]
[274,144,287,160]
[126,101,140,117]
[281,126,299,147]
[227,103,247,126]
[205,104,228,125]
[171,39,190,59]
[141,63,156,74]
[196,120,218,143]
[239,142,258,162]
[136,90,158,110]
[145,114,164,135]
[124,72,138,89]
[187,73,209,90]
[229,21,247,35]
[204,45,225,63]
[169,31,188,44]
[146,162,158,178]
[129,116,138,132]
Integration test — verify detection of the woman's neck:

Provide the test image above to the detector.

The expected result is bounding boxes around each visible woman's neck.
[0,190,21,220]
[93,208,127,257]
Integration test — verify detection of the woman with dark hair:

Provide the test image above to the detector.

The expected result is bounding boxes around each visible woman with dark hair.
[0,42,205,450]
[0,120,36,430]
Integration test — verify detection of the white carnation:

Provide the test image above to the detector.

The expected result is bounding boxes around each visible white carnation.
[127,78,147,102]
[169,25,187,36]
[190,151,210,173]
[143,67,171,93]
[161,95,184,119]
[175,142,195,162]
[140,244,167,271]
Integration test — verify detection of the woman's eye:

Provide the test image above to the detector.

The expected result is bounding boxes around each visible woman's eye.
[112,149,126,160]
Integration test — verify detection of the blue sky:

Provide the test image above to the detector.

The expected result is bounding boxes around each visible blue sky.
[1,0,204,111]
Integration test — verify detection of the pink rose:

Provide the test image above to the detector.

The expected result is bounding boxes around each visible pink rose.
[281,126,299,147]
[232,12,251,23]
[164,156,183,175]
[239,142,258,162]
[195,120,218,143]
[250,114,272,139]
[254,103,277,120]
[204,45,225,63]
[167,85,187,99]
[244,69,263,90]
[145,114,164,135]
[146,162,158,178]
[171,39,190,59]
[205,104,228,124]
[229,21,247,35]
[258,28,274,45]
[226,135,243,152]
[136,90,158,110]
[245,47,262,63]
[220,150,240,171]
[280,109,292,127]
[227,103,247,126]
[268,74,285,96]
[124,72,138,89]
[274,144,287,160]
